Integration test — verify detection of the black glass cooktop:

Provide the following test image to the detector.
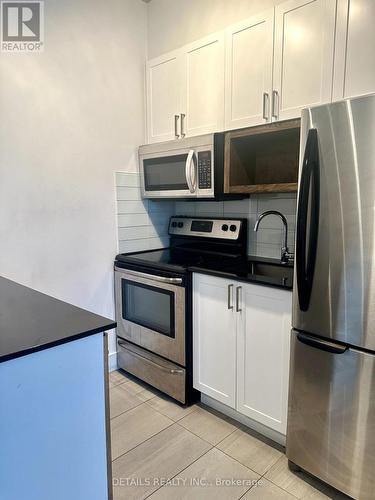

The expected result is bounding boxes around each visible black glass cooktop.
[115,246,246,274]
[115,248,293,290]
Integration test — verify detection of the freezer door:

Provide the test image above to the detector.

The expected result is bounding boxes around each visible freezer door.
[293,95,375,350]
[287,330,375,499]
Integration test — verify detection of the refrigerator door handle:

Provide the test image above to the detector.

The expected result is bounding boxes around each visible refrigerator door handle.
[296,128,320,312]
[297,332,347,354]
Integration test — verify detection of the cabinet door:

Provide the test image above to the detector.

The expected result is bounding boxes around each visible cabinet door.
[146,51,183,143]
[193,274,236,408]
[225,10,274,130]
[333,0,375,100]
[237,283,292,434]
[273,0,336,120]
[181,33,225,137]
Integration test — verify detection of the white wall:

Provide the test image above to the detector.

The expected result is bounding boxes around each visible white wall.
[0,0,147,365]
[147,0,285,58]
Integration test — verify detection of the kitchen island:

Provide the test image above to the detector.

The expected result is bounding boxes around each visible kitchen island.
[0,276,116,500]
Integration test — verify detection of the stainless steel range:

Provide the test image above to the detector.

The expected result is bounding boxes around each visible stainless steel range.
[114,216,247,404]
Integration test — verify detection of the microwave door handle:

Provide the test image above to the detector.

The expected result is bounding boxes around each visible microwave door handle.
[185,149,197,194]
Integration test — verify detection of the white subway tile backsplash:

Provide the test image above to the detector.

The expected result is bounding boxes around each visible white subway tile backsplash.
[257,195,297,216]
[194,201,224,215]
[251,213,296,230]
[115,172,140,187]
[175,201,196,216]
[255,228,283,245]
[148,212,172,226]
[115,173,175,254]
[117,200,147,215]
[148,200,175,213]
[149,236,170,250]
[117,213,149,227]
[118,226,150,241]
[255,244,282,259]
[118,239,150,253]
[115,171,297,260]
[148,225,168,238]
[116,187,142,201]
[223,199,250,215]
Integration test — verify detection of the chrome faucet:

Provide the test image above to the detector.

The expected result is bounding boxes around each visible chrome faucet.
[254,210,294,264]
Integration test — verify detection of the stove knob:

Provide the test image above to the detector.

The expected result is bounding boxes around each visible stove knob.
[171,221,177,228]
[178,222,184,228]
[230,224,237,232]
[221,224,228,232]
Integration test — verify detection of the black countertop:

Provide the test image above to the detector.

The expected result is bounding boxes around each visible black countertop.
[189,256,294,290]
[0,276,116,363]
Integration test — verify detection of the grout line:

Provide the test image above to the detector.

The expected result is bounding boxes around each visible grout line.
[260,456,300,499]
[110,399,145,420]
[214,445,265,478]
[143,446,215,499]
[144,398,200,422]
[109,387,159,421]
[175,420,238,449]
[111,413,175,463]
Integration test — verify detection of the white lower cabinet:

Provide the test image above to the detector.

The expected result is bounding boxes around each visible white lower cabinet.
[193,274,237,408]
[193,273,292,434]
[236,283,292,435]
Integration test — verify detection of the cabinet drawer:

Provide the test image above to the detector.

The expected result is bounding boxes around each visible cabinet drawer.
[117,339,186,403]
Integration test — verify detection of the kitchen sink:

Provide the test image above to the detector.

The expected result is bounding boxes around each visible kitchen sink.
[249,260,294,282]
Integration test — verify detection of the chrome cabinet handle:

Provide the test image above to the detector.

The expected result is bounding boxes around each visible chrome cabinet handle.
[236,286,242,313]
[174,114,180,138]
[262,92,269,120]
[272,90,279,120]
[185,149,197,193]
[228,284,234,310]
[180,113,186,137]
[115,266,183,284]
[118,340,184,374]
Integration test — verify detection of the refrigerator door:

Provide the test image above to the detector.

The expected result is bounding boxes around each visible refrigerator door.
[293,95,375,351]
[287,330,375,499]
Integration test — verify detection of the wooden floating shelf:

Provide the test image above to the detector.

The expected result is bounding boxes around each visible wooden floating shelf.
[228,182,298,194]
[224,119,301,196]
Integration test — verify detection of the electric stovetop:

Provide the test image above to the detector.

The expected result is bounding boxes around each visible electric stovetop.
[115,216,248,275]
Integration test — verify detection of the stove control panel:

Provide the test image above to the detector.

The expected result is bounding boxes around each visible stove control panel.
[169,217,243,240]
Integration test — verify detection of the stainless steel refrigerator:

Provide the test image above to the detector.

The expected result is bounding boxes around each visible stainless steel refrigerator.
[287,95,375,500]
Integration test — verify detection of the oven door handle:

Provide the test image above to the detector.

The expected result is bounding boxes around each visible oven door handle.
[115,266,183,284]
[185,149,197,194]
[117,340,184,374]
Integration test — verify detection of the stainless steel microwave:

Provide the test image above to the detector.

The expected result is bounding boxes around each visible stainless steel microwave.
[139,133,240,200]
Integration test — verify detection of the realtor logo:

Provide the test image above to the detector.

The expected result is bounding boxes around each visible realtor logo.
[1,1,44,52]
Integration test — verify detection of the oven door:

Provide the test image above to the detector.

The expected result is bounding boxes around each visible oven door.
[115,267,186,366]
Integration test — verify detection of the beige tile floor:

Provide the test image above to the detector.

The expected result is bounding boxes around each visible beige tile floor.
[109,370,350,500]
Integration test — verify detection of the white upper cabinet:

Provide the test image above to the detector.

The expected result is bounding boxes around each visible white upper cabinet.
[146,0,341,143]
[225,10,274,130]
[273,0,336,120]
[146,33,225,143]
[182,33,225,137]
[146,51,183,143]
[333,0,375,100]
[193,274,237,408]
[236,283,292,435]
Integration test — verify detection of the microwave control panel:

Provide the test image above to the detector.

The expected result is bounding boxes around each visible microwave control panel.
[197,151,212,189]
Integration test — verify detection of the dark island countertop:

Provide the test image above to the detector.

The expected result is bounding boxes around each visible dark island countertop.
[0,276,116,363]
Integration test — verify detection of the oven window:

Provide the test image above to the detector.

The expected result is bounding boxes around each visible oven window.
[143,154,189,191]
[122,280,175,338]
